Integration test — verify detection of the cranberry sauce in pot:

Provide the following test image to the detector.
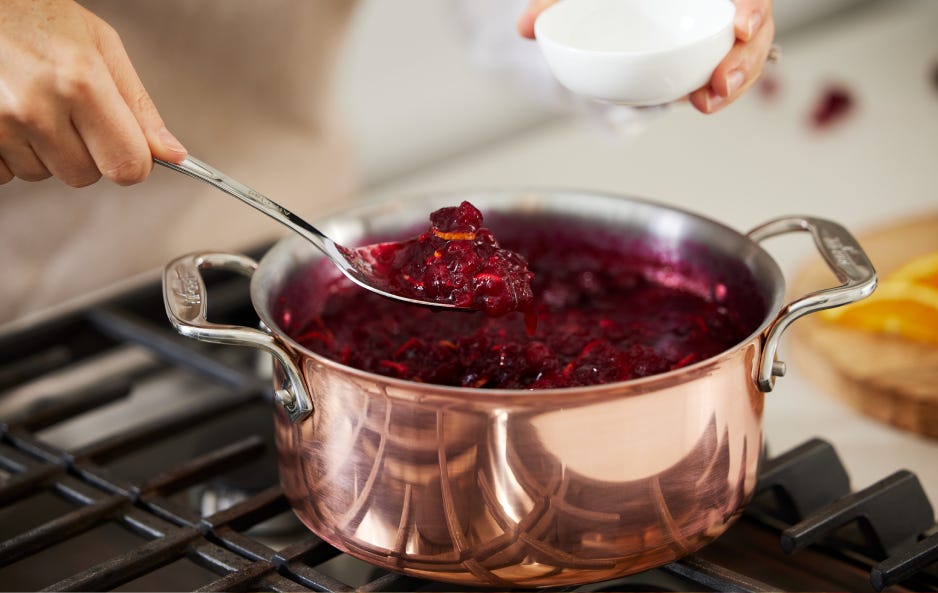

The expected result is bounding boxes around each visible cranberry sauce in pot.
[273,209,767,390]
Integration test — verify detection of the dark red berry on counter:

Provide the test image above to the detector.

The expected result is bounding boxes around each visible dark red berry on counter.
[810,83,855,129]
[758,74,780,100]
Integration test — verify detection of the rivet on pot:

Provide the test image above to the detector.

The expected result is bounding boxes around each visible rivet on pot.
[772,360,787,377]
[275,388,297,412]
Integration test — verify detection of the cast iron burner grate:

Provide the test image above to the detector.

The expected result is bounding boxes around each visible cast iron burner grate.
[1,272,937,592]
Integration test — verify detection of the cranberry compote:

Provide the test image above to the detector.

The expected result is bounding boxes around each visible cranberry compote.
[281,217,763,389]
[357,201,534,316]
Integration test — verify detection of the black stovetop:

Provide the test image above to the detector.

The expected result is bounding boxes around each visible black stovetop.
[1,272,936,592]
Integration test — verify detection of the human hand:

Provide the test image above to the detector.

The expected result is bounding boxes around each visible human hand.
[0,0,186,187]
[517,0,775,114]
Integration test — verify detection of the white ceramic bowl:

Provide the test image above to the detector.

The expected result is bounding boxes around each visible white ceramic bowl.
[535,0,736,105]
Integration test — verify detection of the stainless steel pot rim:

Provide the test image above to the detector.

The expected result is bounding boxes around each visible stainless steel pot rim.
[250,187,785,403]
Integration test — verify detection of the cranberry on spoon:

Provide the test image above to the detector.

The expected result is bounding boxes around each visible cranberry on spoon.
[356,201,535,317]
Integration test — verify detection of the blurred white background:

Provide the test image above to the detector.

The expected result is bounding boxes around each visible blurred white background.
[336,0,875,186]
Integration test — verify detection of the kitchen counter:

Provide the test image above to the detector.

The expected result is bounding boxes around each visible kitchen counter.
[361,0,938,501]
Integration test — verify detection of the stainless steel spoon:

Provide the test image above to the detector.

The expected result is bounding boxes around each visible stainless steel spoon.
[155,155,463,309]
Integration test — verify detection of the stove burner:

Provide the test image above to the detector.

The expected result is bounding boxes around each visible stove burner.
[1,270,937,591]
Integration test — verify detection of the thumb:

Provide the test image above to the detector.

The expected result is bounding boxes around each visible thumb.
[84,8,187,164]
[132,89,189,165]
[517,0,559,39]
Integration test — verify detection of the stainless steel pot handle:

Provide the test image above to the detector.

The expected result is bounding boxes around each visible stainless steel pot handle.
[747,216,877,392]
[163,252,314,422]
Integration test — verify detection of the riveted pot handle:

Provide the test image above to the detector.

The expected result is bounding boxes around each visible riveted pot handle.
[747,217,877,392]
[163,252,313,422]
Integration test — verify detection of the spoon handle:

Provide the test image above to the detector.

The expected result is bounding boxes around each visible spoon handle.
[154,156,335,257]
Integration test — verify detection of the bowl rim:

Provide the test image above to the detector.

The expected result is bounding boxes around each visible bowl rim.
[534,0,736,58]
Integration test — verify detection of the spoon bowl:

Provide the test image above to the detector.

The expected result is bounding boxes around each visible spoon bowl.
[155,156,466,310]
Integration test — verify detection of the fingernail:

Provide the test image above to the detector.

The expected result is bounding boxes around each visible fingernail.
[158,127,186,155]
[746,10,763,38]
[705,90,724,113]
[726,70,745,96]
[735,9,761,39]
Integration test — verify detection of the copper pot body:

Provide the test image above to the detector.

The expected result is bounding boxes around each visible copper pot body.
[272,345,764,587]
[165,190,875,587]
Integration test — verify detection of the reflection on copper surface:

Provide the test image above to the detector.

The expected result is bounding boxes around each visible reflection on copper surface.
[272,341,763,587]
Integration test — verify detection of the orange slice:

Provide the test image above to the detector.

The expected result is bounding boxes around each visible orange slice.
[888,252,938,289]
[821,281,938,345]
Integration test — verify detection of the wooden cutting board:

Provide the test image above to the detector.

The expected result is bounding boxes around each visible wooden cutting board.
[787,211,938,439]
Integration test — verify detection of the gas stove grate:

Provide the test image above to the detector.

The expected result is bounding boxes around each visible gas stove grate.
[1,274,937,592]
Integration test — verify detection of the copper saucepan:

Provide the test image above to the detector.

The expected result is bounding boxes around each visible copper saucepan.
[163,190,875,587]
